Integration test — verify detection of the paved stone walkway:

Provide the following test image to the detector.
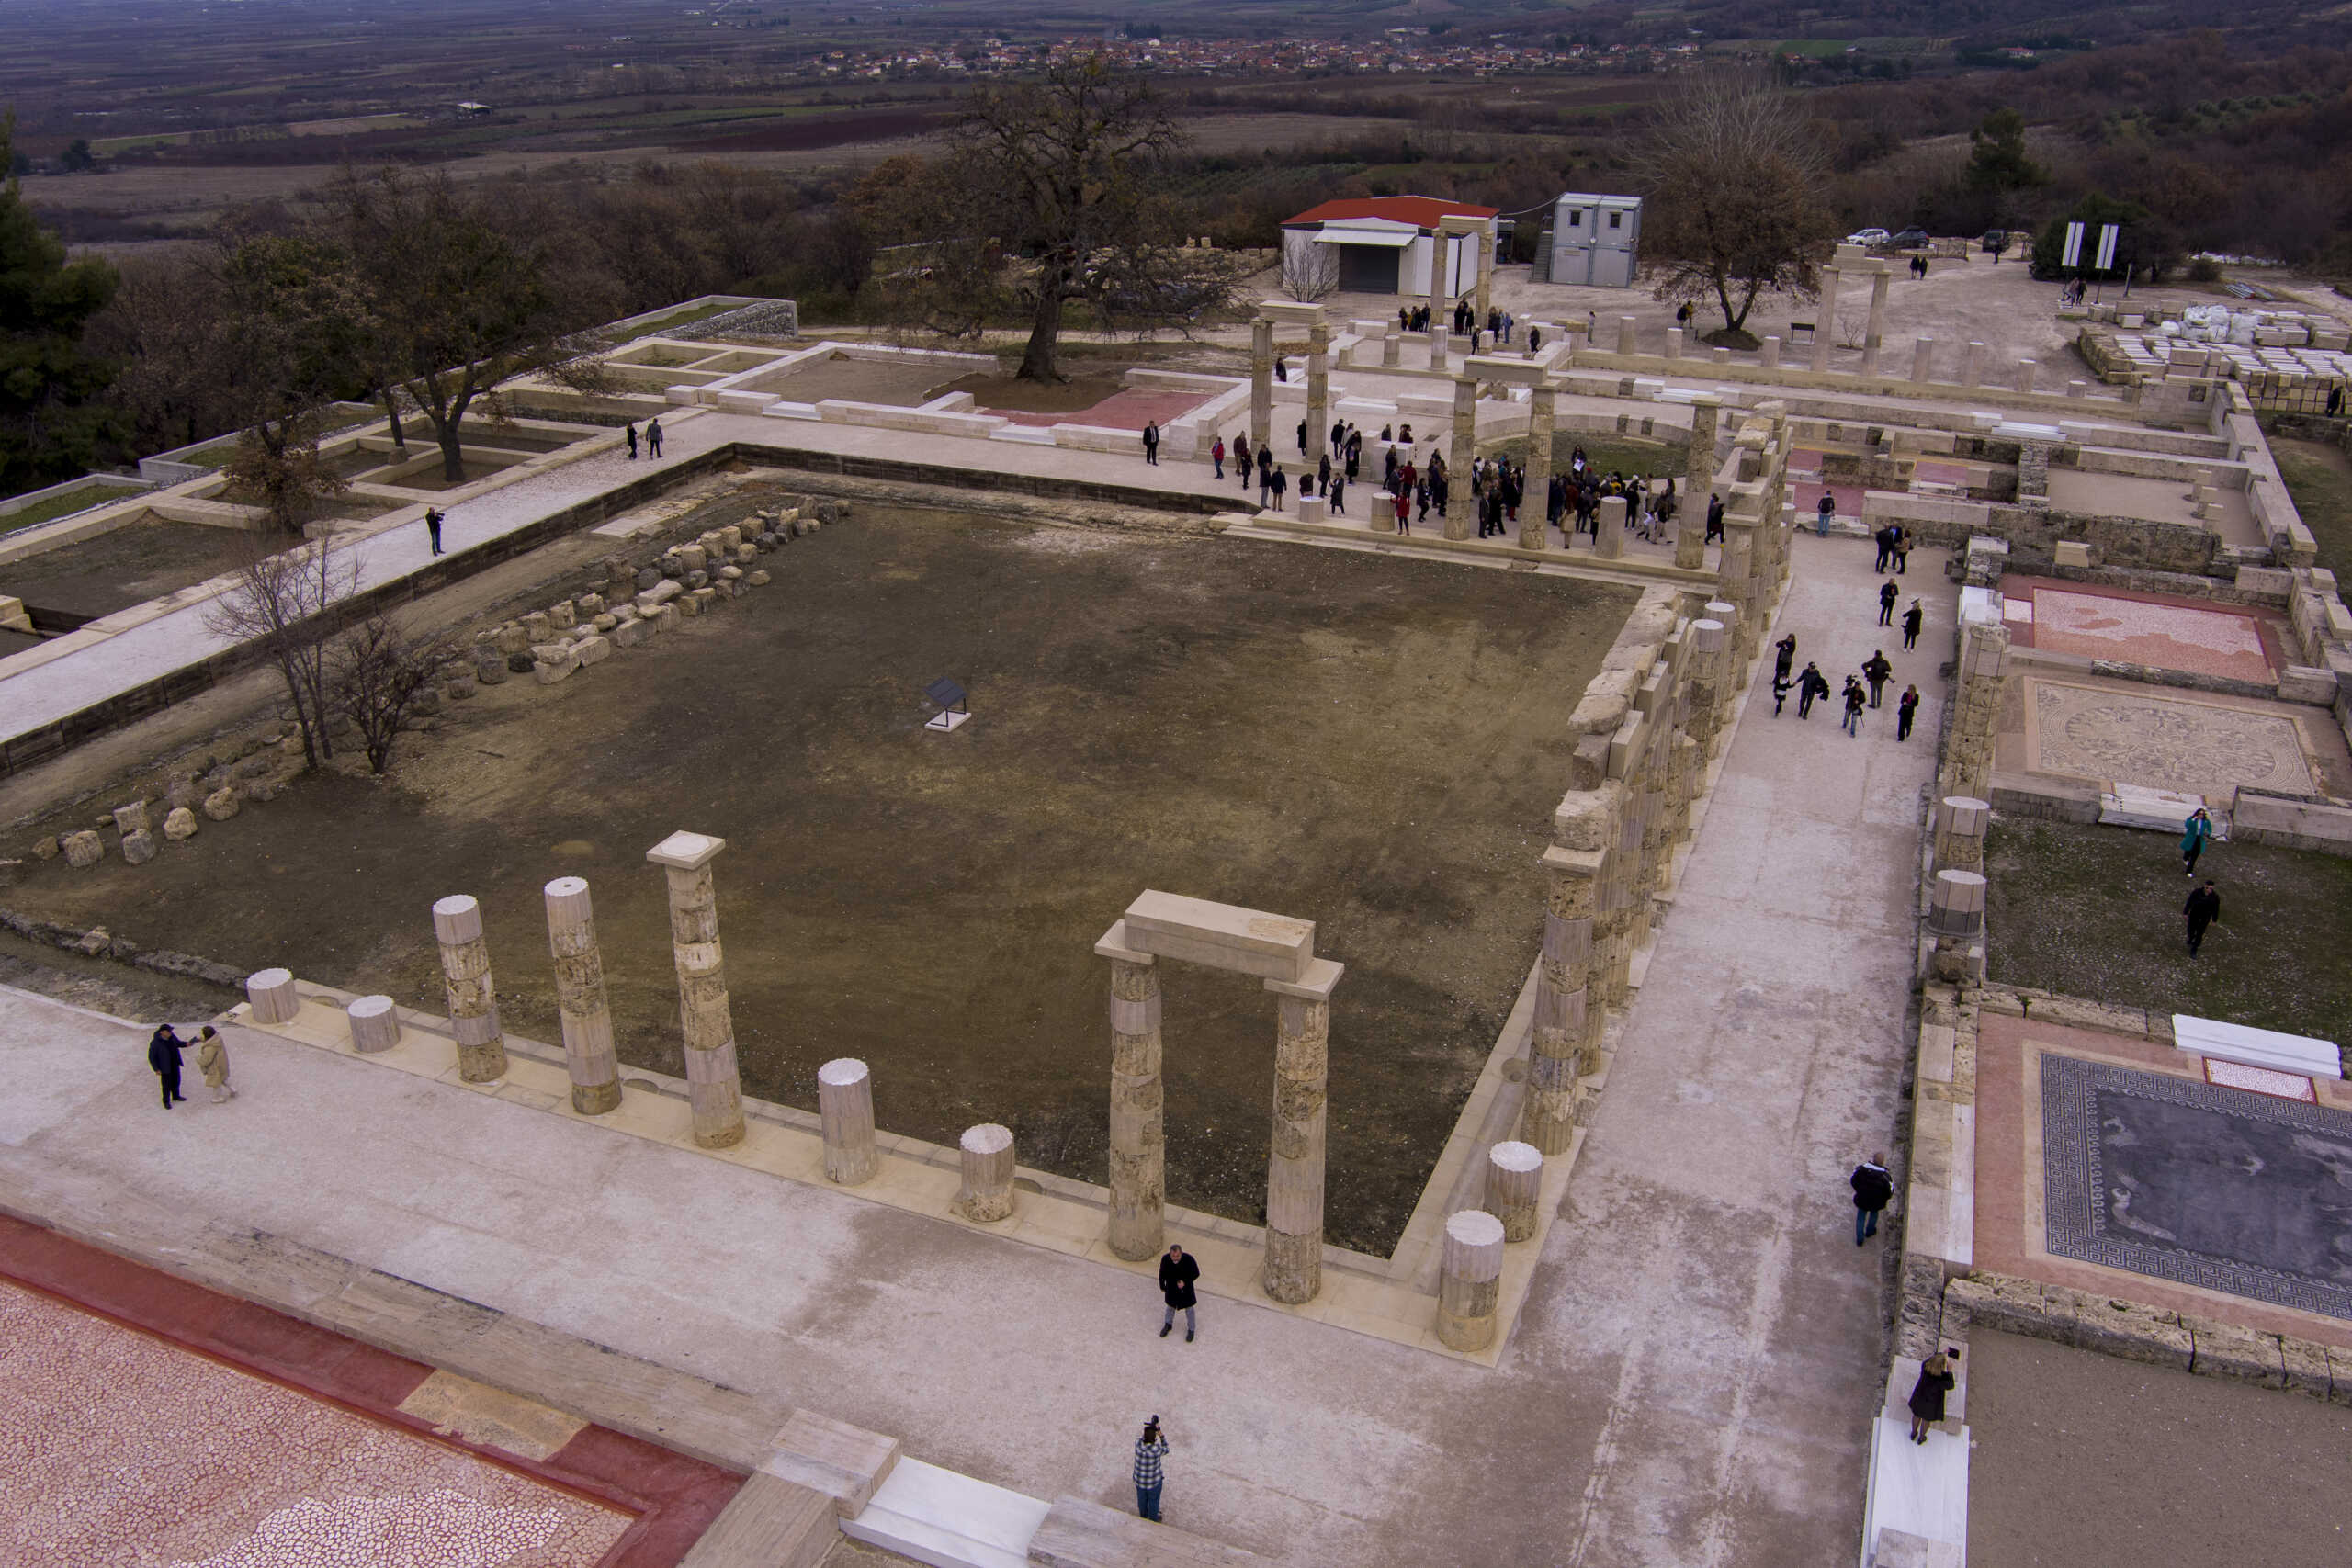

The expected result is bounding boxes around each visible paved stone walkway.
[0,533,1953,1567]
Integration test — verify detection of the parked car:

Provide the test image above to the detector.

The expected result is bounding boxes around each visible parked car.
[1980,230,2012,254]
[1846,228,1892,247]
[1891,227,1929,250]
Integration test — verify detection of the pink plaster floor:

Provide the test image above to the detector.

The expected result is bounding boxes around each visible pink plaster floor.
[1792,479,1867,521]
[0,1278,631,1568]
[984,388,1214,430]
[2018,581,2279,682]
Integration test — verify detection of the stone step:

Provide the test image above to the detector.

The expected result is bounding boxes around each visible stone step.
[841,1458,1050,1568]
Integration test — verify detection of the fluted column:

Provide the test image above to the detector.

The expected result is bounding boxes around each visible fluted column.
[1522,387,1555,551]
[1262,959,1342,1304]
[1099,922,1165,1260]
[432,895,506,1083]
[1250,317,1273,455]
[645,830,745,1148]
[544,876,621,1114]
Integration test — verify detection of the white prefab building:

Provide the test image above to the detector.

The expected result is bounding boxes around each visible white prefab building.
[1279,197,1499,300]
[1550,193,1643,288]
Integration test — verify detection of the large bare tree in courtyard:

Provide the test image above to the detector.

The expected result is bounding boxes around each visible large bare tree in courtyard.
[862,57,1233,381]
[320,169,607,483]
[1637,71,1836,347]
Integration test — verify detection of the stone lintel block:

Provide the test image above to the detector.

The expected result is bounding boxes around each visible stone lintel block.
[646,829,727,871]
[1463,355,1545,387]
[1566,731,1613,792]
[533,657,576,684]
[1257,299,1327,326]
[762,1409,903,1517]
[2188,1317,2287,1386]
[1262,956,1343,1002]
[2030,996,2150,1037]
[1091,919,1155,966]
[1552,787,1622,852]
[2070,1295,2192,1369]
[1123,889,1313,982]
[572,635,613,666]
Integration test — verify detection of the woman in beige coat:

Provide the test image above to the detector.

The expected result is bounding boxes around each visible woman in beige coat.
[195,1026,233,1103]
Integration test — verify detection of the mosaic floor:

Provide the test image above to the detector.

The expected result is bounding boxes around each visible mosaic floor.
[2026,679,2316,796]
[2027,586,2276,683]
[2041,1055,2352,1319]
[0,1279,632,1568]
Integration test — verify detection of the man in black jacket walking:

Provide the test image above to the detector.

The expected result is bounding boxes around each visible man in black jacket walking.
[2185,881,2222,957]
[1159,1244,1200,1341]
[1851,1154,1894,1245]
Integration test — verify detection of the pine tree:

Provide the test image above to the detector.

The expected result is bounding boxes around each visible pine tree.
[0,114,121,496]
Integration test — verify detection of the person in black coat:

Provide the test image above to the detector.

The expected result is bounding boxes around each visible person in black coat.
[1705,493,1725,544]
[2185,880,2222,957]
[1907,1349,1958,1443]
[1902,600,1924,651]
[1796,662,1828,718]
[1159,1244,1201,1341]
[1862,650,1893,707]
[1850,1154,1893,1245]
[1879,579,1899,626]
[1773,633,1797,683]
[148,1024,189,1110]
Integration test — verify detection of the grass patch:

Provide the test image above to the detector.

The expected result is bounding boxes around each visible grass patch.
[1488,434,1687,479]
[1984,817,2352,1042]
[2271,436,2352,582]
[0,485,130,535]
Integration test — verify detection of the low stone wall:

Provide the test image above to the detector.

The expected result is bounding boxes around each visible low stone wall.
[1871,493,2221,576]
[1946,1270,2352,1399]
[2265,411,2352,457]
[2230,789,2352,855]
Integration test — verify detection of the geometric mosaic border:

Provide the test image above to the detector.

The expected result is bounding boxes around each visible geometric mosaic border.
[2041,1053,2352,1320]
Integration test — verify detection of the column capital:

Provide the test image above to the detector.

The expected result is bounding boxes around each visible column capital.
[647,829,726,870]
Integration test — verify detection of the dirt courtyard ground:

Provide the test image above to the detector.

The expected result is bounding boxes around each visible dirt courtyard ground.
[13,506,1635,1253]
[0,517,250,620]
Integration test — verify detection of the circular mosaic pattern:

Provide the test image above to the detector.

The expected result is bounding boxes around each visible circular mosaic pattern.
[2031,682,2315,797]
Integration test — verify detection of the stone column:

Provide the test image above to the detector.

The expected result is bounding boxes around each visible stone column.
[1263,960,1340,1304]
[1676,396,1721,570]
[1616,316,1638,356]
[1928,870,1987,942]
[1101,926,1165,1260]
[645,831,745,1148]
[1665,327,1684,360]
[543,875,621,1115]
[1484,1140,1544,1240]
[1594,494,1626,558]
[1472,221,1495,324]
[1938,621,2009,802]
[1862,267,1890,374]
[1912,336,1936,383]
[1249,318,1273,455]
[2016,358,2037,395]
[1527,828,1606,1154]
[431,895,507,1083]
[1306,321,1330,460]
[1426,240,1449,373]
[1521,388,1556,552]
[1812,268,1840,372]
[1435,1210,1506,1352]
[819,1057,878,1185]
[247,966,299,1024]
[347,995,400,1053]
[1760,336,1781,369]
[1933,795,1992,874]
[1685,617,1729,759]
[1962,342,1985,387]
[956,1122,1016,1222]
[1382,333,1401,368]
[1445,378,1477,541]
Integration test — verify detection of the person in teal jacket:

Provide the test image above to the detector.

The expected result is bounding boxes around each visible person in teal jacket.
[2180,807,2214,876]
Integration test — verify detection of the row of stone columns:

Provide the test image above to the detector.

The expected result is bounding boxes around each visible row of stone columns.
[1937,620,2010,803]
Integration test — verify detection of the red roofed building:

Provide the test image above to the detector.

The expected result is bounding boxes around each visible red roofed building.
[1281,196,1498,299]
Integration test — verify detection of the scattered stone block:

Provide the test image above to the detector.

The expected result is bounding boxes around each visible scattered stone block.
[112,801,152,837]
[120,829,158,866]
[676,543,708,573]
[76,926,112,955]
[534,654,578,684]
[445,672,479,701]
[684,569,709,591]
[241,779,282,804]
[675,592,705,618]
[163,807,198,841]
[62,830,105,867]
[521,613,554,643]
[718,564,744,581]
[165,778,200,811]
[547,602,577,631]
[755,532,778,553]
[636,580,682,613]
[649,604,677,633]
[493,623,532,657]
[736,543,758,564]
[612,615,655,648]
[575,593,605,617]
[636,566,663,591]
[29,835,59,861]
[718,525,742,553]
[529,643,573,666]
[592,613,618,633]
[748,570,771,587]
[572,635,612,666]
[690,587,718,613]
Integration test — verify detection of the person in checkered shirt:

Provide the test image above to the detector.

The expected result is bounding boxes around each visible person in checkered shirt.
[1132,1416,1170,1521]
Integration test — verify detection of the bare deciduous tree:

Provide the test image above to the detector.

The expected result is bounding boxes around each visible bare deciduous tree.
[1636,70,1837,346]
[329,615,454,774]
[202,534,354,769]
[1279,240,1340,303]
